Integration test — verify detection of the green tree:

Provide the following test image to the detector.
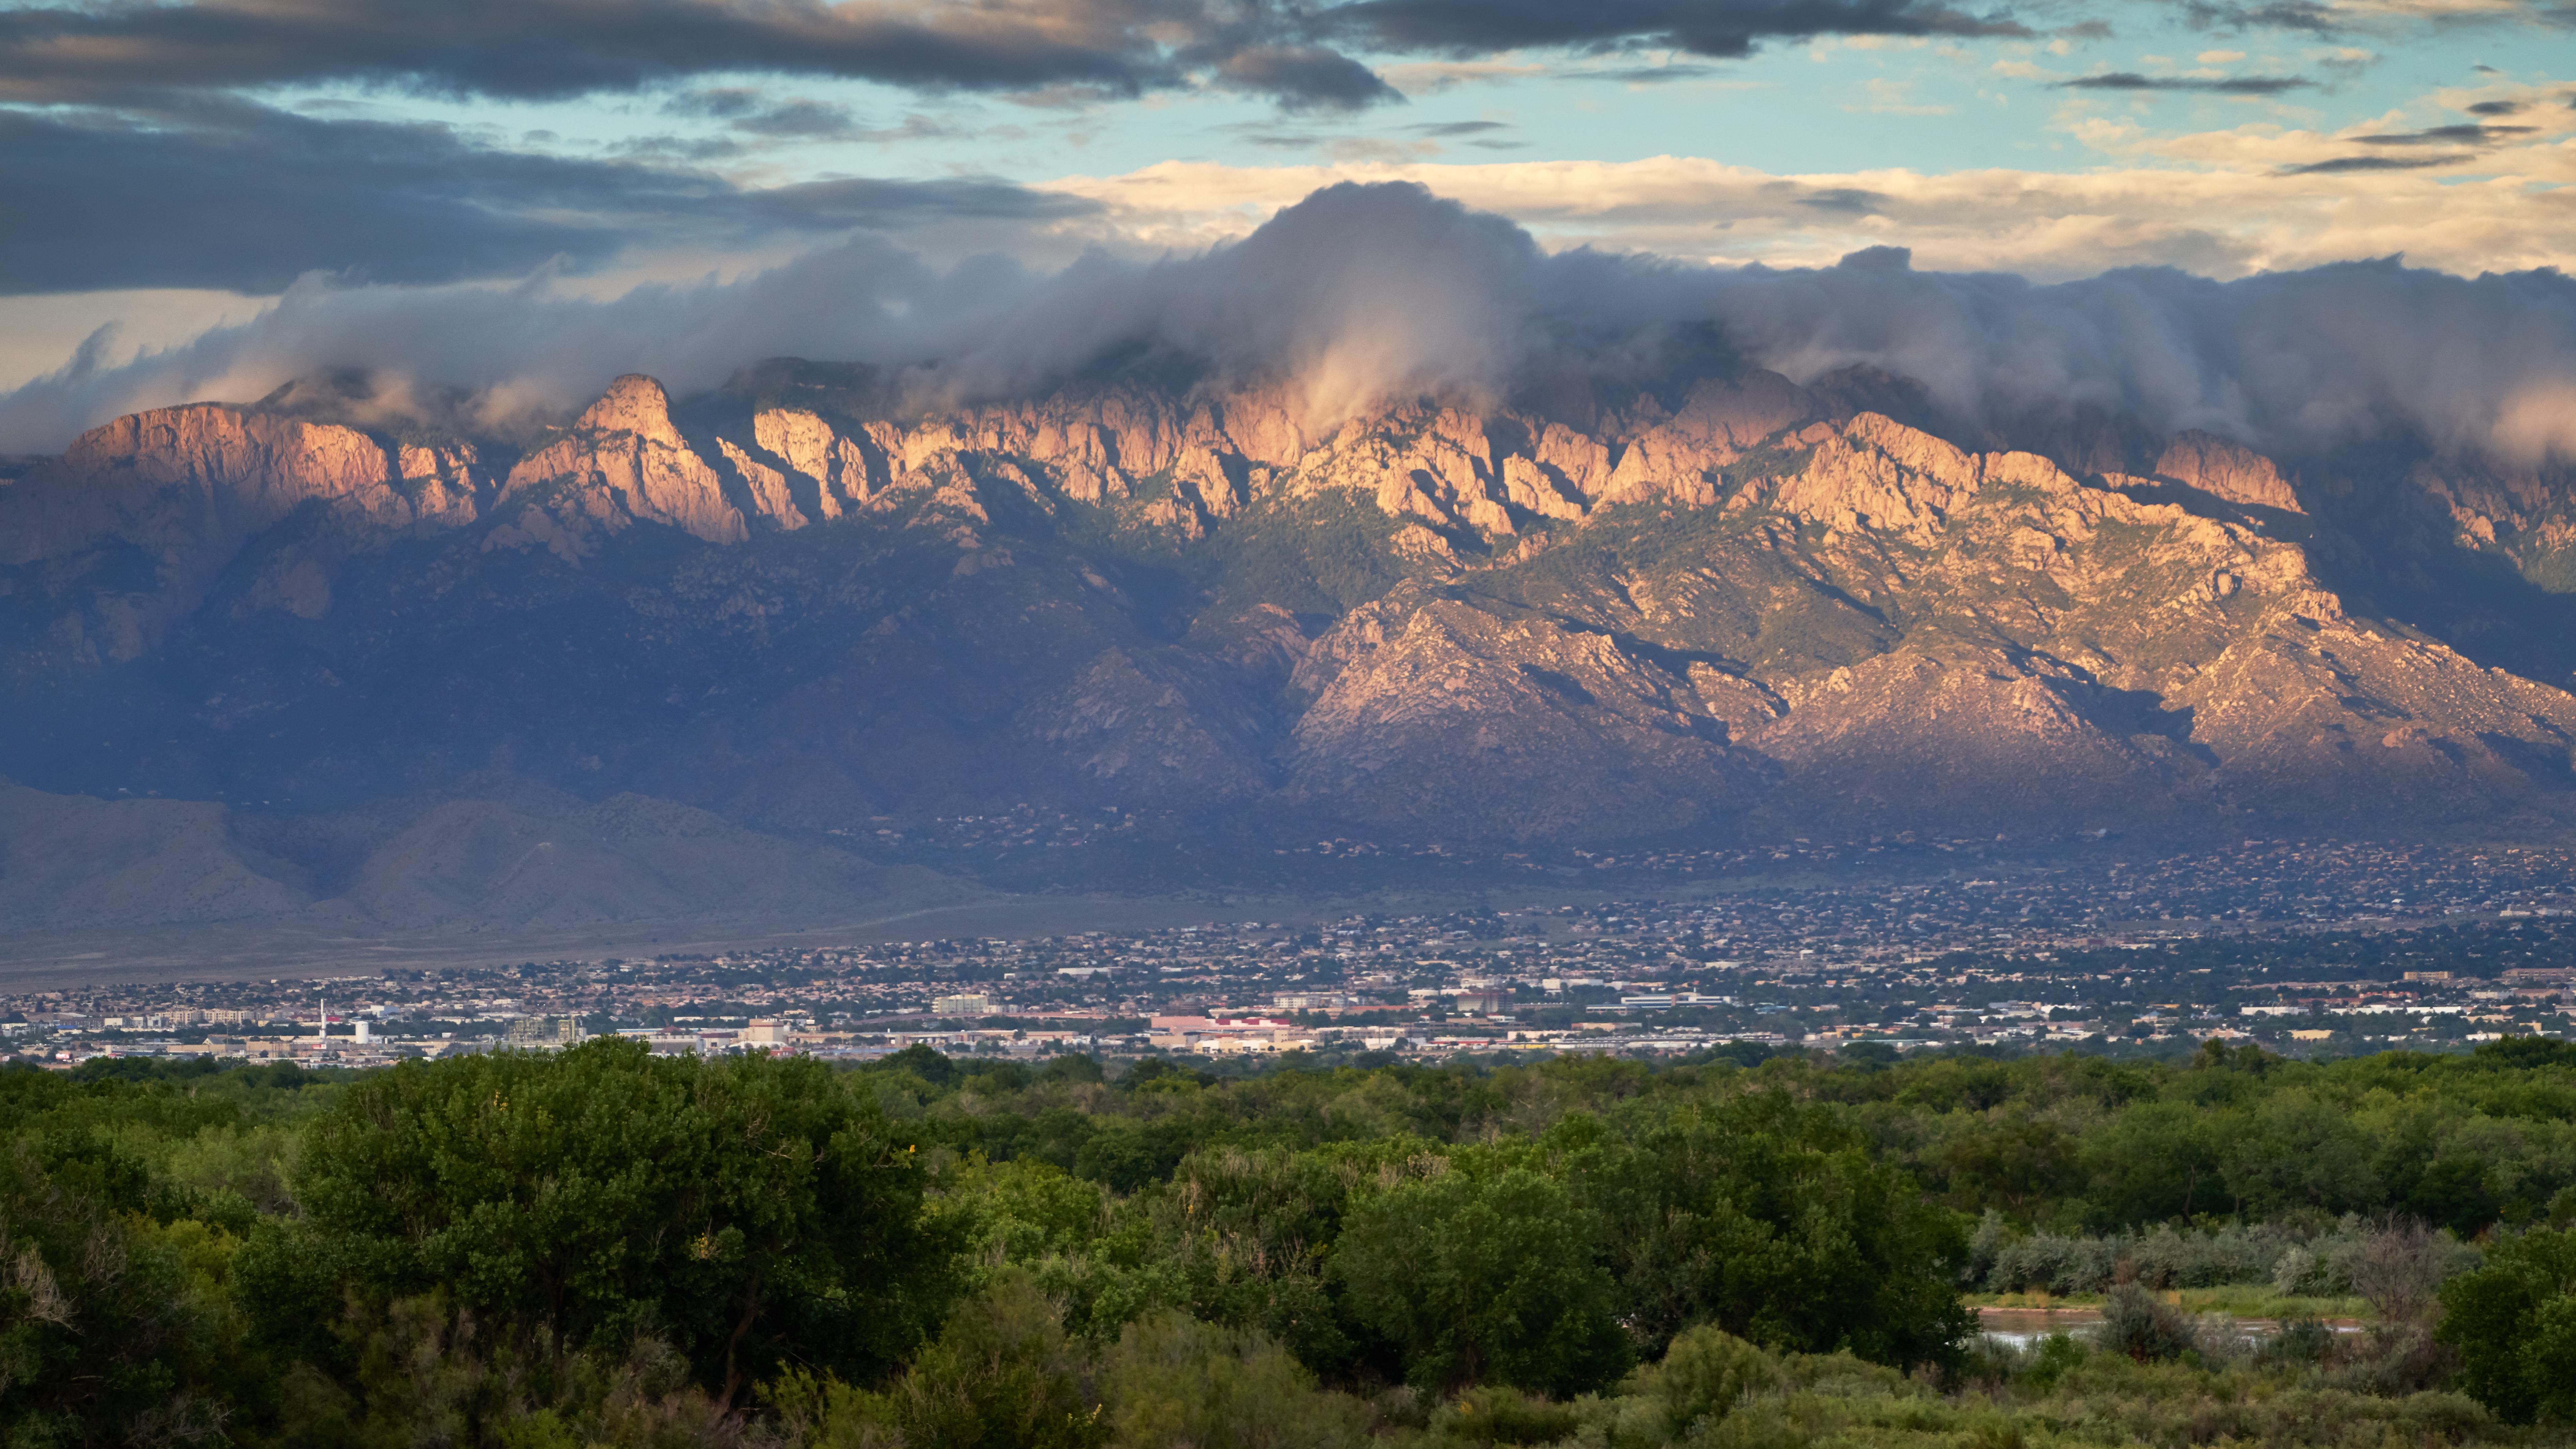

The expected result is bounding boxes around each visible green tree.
[1329,1164,1628,1395]
[2077,1101,2220,1226]
[1936,1117,2080,1214]
[2438,1225,2576,1424]
[262,1039,945,1405]
[2217,1089,2381,1217]
[1575,1095,1972,1367]
[776,1273,1105,1449]
[0,1143,238,1447]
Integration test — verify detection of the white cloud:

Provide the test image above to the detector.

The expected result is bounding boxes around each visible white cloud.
[1040,135,2576,281]
[0,289,268,395]
[8,176,2576,472]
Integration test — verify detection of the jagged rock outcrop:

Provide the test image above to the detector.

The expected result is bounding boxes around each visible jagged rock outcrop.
[0,403,480,570]
[2154,431,2303,512]
[0,404,483,660]
[500,375,761,546]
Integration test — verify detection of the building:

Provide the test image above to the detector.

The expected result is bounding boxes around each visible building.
[1272,991,1355,1012]
[503,1016,582,1049]
[933,992,994,1017]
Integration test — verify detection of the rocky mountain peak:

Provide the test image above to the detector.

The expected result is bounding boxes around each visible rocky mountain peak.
[576,374,687,444]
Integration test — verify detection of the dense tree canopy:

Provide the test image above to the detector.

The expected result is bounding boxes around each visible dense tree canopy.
[264,1040,944,1401]
[2,1037,2573,1445]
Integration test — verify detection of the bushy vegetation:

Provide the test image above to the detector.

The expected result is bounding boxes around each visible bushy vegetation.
[5,1037,2576,1446]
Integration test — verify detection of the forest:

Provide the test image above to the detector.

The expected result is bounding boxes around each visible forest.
[5,1037,2575,1448]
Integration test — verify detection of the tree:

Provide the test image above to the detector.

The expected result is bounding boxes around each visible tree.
[2217,1090,2381,1217]
[782,1273,1105,1449]
[0,1143,236,1447]
[1574,1095,1973,1367]
[2077,1101,2220,1226]
[1937,1117,2080,1214]
[268,1039,946,1404]
[1329,1164,1628,1395]
[2438,1225,2576,1424]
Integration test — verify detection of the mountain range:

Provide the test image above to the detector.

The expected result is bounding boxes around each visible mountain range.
[4,355,2574,935]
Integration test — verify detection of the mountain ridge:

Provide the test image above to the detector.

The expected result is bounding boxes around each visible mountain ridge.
[6,358,2576,931]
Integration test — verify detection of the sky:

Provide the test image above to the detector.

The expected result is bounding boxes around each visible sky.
[2,0,2572,452]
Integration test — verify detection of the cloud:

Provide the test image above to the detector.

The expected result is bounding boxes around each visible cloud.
[1798,186,1890,212]
[0,101,1095,296]
[0,0,2048,118]
[2348,120,2534,142]
[1321,0,2030,56]
[1213,46,1406,111]
[2182,0,2574,29]
[0,0,1185,105]
[9,181,2576,473]
[1561,63,1726,82]
[2279,151,2469,169]
[1041,143,2576,283]
[667,88,869,139]
[2060,70,2314,91]
[1856,76,1953,112]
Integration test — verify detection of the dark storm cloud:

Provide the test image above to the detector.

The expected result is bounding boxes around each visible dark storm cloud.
[1211,44,1405,110]
[1321,0,2028,56]
[0,0,1181,105]
[0,0,2044,118]
[2466,99,2524,115]
[0,103,1095,295]
[2060,70,2313,92]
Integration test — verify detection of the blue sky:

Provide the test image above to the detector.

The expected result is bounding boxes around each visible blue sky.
[0,0,2569,435]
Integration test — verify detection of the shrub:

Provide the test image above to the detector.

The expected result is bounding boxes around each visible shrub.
[2095,1285,2197,1363]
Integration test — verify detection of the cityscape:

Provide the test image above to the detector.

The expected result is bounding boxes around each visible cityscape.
[13,837,2572,1070]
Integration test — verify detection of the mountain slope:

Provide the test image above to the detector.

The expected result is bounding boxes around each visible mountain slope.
[5,357,2574,911]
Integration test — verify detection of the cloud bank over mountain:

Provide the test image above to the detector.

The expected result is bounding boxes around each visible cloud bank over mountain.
[6,182,2574,466]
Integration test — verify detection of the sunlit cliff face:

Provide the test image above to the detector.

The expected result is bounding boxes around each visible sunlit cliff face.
[6,181,2576,470]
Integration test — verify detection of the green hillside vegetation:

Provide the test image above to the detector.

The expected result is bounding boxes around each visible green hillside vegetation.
[6,1039,2576,1447]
